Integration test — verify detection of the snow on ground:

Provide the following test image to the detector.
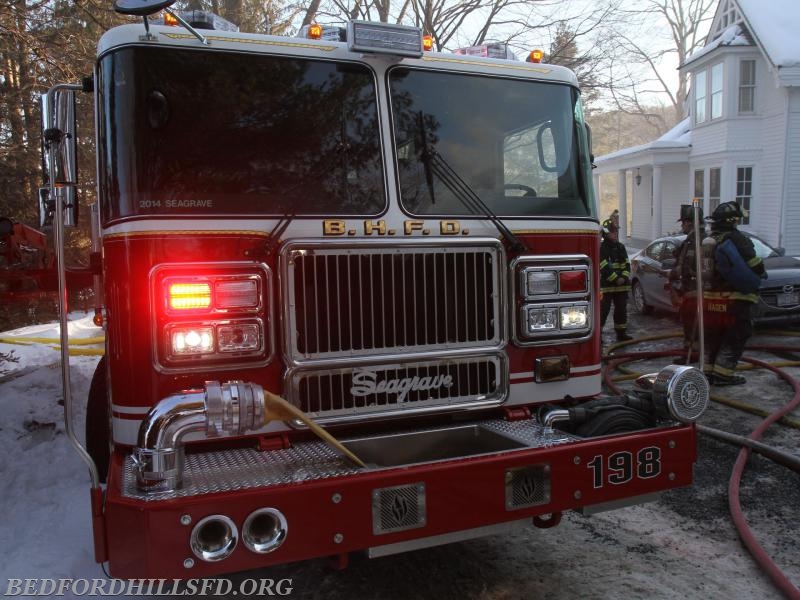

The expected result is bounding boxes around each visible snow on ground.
[0,314,111,598]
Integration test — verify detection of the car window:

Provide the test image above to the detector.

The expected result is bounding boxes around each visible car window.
[661,241,678,261]
[646,242,664,260]
[748,235,779,259]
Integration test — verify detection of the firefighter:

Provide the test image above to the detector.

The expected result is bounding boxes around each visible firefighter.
[703,201,765,385]
[599,219,633,342]
[669,204,705,363]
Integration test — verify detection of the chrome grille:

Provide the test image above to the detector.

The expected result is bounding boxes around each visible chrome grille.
[505,464,551,510]
[372,483,427,534]
[287,354,507,421]
[282,240,504,362]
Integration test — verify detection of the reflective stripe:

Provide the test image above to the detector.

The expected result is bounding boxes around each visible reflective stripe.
[703,291,758,302]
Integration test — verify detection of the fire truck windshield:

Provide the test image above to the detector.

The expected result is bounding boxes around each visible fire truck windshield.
[96,47,385,221]
[389,67,593,218]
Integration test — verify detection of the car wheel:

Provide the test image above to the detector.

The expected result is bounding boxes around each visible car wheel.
[631,280,654,315]
[86,356,110,483]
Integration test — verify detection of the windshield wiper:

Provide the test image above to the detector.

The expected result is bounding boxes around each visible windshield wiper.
[416,111,527,254]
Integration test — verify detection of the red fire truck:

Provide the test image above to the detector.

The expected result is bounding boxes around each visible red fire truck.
[42,2,710,580]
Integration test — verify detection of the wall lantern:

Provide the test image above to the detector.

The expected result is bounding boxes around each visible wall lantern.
[635,168,642,187]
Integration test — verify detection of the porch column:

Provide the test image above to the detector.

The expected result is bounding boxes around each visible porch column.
[617,169,628,238]
[652,165,663,238]
[593,173,601,204]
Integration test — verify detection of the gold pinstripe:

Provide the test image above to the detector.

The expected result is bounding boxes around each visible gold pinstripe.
[421,55,552,74]
[162,33,337,52]
[105,230,271,239]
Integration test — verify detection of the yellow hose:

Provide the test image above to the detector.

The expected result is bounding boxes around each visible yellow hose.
[0,335,105,345]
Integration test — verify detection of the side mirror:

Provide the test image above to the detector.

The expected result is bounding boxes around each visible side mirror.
[41,90,78,228]
[536,123,559,173]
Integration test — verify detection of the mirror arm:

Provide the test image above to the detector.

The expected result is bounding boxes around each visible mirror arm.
[45,82,101,490]
[165,9,210,45]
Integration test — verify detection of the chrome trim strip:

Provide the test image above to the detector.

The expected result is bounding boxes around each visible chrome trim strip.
[367,519,532,558]
[111,403,151,415]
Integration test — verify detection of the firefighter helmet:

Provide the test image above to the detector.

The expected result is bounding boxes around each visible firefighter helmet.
[602,218,618,237]
[709,201,744,225]
[677,204,703,222]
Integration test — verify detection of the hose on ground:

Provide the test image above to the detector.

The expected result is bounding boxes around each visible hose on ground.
[0,334,105,356]
[601,333,800,599]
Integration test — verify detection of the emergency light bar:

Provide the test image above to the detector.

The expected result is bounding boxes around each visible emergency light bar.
[454,43,517,60]
[347,21,423,58]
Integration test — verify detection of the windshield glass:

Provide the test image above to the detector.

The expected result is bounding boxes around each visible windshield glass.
[97,47,385,221]
[388,67,592,217]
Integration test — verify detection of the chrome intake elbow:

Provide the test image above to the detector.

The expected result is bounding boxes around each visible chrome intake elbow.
[133,381,266,493]
[540,408,571,429]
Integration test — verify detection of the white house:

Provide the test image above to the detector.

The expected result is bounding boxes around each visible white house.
[592,0,800,255]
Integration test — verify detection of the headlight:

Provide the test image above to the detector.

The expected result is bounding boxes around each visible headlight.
[526,306,559,332]
[521,302,590,338]
[560,305,588,329]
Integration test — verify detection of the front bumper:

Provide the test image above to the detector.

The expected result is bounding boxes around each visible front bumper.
[102,418,697,579]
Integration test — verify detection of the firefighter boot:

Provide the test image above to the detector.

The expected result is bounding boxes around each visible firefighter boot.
[616,330,633,342]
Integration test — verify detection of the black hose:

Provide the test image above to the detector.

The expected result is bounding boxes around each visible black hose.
[697,424,800,473]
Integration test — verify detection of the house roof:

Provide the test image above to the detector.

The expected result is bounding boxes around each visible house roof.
[737,0,800,68]
[682,23,750,68]
[593,118,690,170]
[682,0,800,83]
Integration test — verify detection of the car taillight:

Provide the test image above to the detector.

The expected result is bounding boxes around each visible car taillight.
[153,265,273,370]
[513,258,592,344]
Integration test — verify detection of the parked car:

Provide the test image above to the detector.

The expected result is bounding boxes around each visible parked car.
[629,231,800,325]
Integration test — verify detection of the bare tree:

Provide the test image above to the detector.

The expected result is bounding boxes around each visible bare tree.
[601,0,716,128]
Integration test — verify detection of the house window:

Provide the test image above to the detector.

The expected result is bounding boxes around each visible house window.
[694,169,704,204]
[711,64,723,119]
[739,60,755,113]
[709,168,721,212]
[694,71,707,124]
[736,166,753,225]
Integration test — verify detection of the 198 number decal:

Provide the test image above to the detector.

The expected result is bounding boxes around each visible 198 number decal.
[586,447,661,488]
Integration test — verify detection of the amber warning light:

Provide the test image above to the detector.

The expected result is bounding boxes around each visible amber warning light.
[422,35,434,51]
[168,282,212,310]
[307,23,323,39]
[528,49,545,63]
